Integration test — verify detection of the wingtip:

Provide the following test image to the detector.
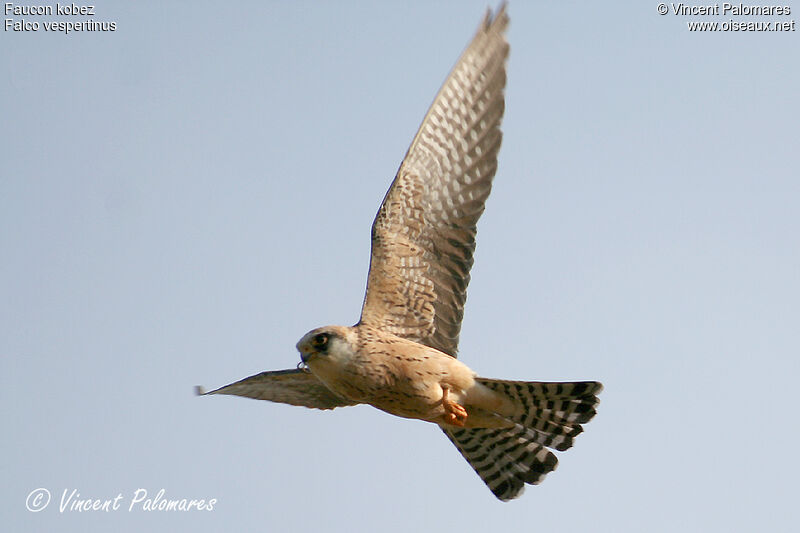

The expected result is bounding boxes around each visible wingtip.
[487,1,509,31]
[194,385,206,396]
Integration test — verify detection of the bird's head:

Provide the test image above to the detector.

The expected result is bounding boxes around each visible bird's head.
[296,326,355,367]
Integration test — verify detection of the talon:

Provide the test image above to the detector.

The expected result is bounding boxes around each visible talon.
[442,387,468,427]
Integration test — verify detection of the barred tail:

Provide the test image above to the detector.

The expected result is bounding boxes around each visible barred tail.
[443,379,602,501]
[443,425,558,501]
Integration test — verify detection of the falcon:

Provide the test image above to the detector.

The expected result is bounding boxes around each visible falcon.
[198,5,602,501]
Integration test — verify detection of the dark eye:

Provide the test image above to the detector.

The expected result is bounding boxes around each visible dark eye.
[311,333,329,350]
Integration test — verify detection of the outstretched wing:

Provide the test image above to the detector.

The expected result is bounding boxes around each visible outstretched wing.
[196,369,358,410]
[358,6,509,357]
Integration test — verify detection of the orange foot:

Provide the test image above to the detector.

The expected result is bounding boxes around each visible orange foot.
[442,387,468,427]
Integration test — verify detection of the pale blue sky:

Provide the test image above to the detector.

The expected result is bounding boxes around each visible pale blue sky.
[3,1,799,532]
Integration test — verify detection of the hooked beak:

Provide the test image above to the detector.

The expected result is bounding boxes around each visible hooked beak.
[297,350,315,372]
[298,346,317,364]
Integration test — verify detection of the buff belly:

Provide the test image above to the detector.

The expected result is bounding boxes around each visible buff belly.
[308,349,513,427]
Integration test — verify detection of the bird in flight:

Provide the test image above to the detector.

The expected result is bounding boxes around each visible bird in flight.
[198,5,602,501]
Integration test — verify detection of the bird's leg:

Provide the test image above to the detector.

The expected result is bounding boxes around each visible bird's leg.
[441,386,468,426]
